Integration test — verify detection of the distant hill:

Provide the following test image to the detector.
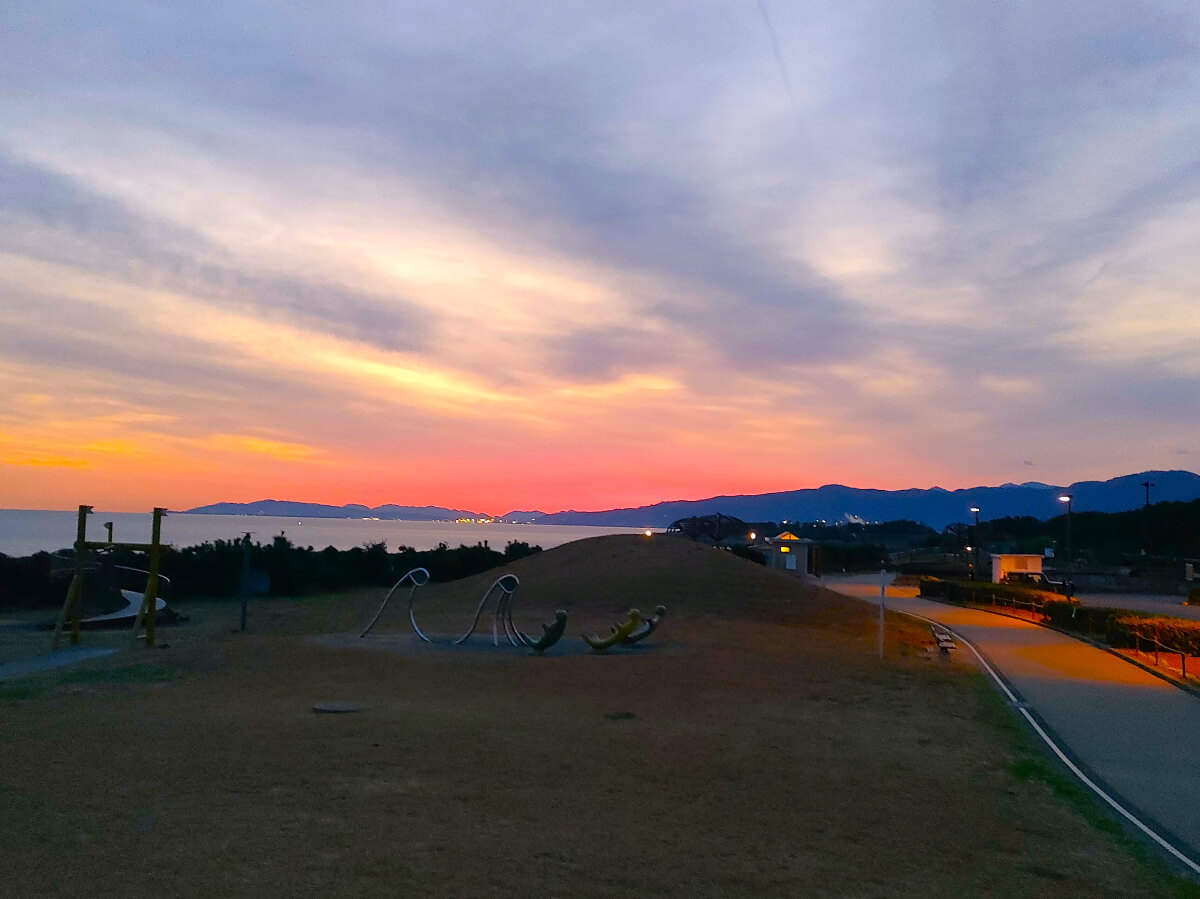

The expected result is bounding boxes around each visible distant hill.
[185,470,1200,531]
[500,510,547,524]
[507,470,1200,531]
[185,499,487,521]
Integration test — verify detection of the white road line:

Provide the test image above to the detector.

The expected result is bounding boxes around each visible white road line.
[892,604,1200,877]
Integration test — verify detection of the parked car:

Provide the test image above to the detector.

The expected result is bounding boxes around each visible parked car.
[1002,571,1075,598]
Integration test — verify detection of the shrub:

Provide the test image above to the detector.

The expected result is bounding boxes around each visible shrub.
[503,541,543,561]
[730,545,766,566]
[1112,615,1200,656]
[918,578,1058,609]
[0,538,520,608]
[1041,601,1127,638]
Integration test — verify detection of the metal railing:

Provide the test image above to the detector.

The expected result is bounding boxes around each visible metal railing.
[1128,626,1193,679]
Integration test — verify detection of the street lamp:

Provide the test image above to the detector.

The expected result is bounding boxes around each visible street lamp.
[969,507,981,580]
[1058,494,1073,568]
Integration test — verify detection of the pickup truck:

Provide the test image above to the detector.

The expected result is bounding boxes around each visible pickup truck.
[1002,571,1075,598]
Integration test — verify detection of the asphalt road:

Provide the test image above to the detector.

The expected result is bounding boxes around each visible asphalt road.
[823,575,1200,864]
[1076,591,1200,620]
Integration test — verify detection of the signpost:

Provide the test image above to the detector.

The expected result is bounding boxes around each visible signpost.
[878,567,886,659]
[240,533,252,632]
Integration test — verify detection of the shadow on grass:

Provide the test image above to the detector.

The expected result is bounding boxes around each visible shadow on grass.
[0,662,182,702]
[0,785,99,853]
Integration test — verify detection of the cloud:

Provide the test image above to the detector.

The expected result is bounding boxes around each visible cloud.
[0,1,1198,509]
[0,151,434,354]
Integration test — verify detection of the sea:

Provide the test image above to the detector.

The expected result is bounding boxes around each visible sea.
[0,509,652,558]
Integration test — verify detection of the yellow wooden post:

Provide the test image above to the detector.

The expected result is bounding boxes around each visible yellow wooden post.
[133,508,165,646]
[146,508,164,646]
[52,505,92,649]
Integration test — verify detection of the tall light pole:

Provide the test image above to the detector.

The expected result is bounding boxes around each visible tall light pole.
[969,506,981,580]
[1141,480,1155,555]
[1058,494,1073,568]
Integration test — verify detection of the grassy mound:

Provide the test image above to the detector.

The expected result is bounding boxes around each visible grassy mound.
[397,534,876,643]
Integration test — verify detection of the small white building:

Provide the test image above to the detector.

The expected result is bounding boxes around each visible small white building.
[990,553,1044,583]
[757,531,814,574]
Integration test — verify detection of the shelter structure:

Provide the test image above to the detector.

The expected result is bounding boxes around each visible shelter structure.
[990,553,1045,583]
[754,531,815,575]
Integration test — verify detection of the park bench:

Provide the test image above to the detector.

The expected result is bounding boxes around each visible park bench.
[931,625,957,654]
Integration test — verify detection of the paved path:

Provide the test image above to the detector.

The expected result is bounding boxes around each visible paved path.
[824,576,1200,864]
[1076,591,1200,620]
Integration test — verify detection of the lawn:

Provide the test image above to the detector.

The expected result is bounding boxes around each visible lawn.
[1,536,1194,897]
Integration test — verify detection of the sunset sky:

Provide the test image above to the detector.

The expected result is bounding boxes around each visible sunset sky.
[2,2,1198,514]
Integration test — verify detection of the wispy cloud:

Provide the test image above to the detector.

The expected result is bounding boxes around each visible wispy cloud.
[1,0,1198,511]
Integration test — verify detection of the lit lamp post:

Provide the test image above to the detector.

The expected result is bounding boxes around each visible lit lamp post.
[1058,494,1073,568]
[969,506,981,580]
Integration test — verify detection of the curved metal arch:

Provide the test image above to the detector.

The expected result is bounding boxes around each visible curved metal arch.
[453,574,522,646]
[359,567,430,638]
[401,573,556,650]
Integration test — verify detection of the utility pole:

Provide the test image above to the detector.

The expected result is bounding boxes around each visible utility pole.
[1141,480,1155,555]
[878,568,886,660]
[240,533,252,632]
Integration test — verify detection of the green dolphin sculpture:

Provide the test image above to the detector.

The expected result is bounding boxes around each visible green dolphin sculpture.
[583,609,642,652]
[621,604,666,644]
[524,609,568,654]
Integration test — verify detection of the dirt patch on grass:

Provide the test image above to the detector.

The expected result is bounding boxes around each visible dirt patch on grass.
[1,537,1194,897]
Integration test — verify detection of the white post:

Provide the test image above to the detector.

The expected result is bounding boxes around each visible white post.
[878,567,886,659]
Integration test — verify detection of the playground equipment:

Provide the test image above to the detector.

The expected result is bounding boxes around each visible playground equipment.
[583,608,643,652]
[619,604,667,644]
[77,588,170,628]
[52,505,169,649]
[404,573,569,652]
[526,610,568,654]
[360,570,663,656]
[359,567,431,638]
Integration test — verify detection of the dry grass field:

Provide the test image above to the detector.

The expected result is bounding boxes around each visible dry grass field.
[2,535,1196,898]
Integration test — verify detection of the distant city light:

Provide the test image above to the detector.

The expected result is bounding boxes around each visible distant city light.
[644,530,652,537]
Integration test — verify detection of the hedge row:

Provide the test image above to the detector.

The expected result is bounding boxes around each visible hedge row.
[0,536,543,609]
[1010,597,1200,659]
[918,577,1060,608]
[1040,600,1121,634]
[1114,615,1200,656]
